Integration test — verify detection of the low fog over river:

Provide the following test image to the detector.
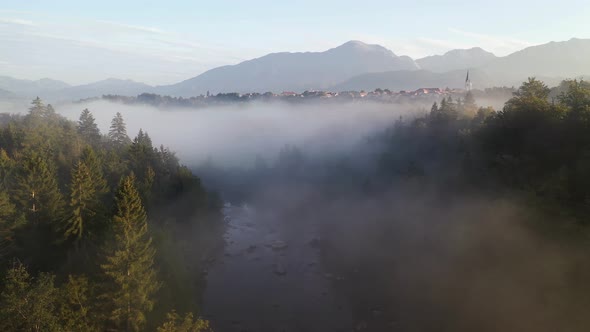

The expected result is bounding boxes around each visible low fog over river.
[53,98,590,331]
[201,202,352,332]
[59,100,413,166]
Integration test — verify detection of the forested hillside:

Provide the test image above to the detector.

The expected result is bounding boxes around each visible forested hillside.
[199,78,590,215]
[377,78,590,211]
[0,98,221,331]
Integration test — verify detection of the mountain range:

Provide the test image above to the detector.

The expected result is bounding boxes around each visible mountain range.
[2,38,590,101]
[415,47,497,73]
[158,41,418,97]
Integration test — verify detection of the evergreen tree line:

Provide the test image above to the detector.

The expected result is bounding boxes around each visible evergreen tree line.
[377,78,590,216]
[196,78,590,220]
[0,98,220,331]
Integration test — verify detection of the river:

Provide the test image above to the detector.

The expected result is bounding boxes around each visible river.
[201,202,353,332]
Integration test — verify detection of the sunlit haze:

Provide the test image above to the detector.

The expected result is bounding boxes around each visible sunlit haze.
[1,0,589,84]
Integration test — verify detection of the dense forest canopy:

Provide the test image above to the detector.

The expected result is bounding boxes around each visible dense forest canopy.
[0,98,220,331]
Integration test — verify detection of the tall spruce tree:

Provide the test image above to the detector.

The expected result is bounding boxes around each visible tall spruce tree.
[64,161,96,242]
[108,112,131,147]
[129,129,157,204]
[0,190,17,253]
[80,147,109,195]
[430,101,439,113]
[78,109,101,145]
[100,174,159,332]
[13,151,64,223]
[129,129,155,173]
[28,97,46,117]
[26,97,47,128]
[0,149,14,189]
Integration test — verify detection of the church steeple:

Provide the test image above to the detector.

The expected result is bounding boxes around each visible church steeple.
[465,70,472,91]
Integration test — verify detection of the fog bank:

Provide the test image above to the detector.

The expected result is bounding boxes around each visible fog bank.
[58,100,425,166]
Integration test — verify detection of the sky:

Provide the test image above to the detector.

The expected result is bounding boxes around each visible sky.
[0,0,589,85]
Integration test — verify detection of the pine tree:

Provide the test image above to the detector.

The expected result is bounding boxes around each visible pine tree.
[58,275,99,331]
[0,191,19,262]
[28,97,46,117]
[129,129,157,201]
[0,262,59,332]
[26,97,47,128]
[129,129,155,170]
[64,161,96,242]
[108,112,131,147]
[78,109,102,145]
[13,152,64,223]
[430,102,439,114]
[440,97,448,110]
[157,311,211,332]
[80,147,109,195]
[45,104,57,118]
[0,149,15,189]
[158,145,179,175]
[78,147,110,236]
[101,174,159,332]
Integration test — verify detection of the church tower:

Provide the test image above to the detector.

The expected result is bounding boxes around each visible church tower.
[465,70,472,91]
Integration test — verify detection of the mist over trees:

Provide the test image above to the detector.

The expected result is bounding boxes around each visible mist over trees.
[195,78,590,211]
[2,77,590,331]
[189,78,590,331]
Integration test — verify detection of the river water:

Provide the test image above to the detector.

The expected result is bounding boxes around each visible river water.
[201,203,353,332]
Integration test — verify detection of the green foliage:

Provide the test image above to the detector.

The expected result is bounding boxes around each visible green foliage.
[78,108,102,146]
[559,80,590,121]
[0,262,59,332]
[430,96,458,125]
[0,98,219,331]
[100,174,160,331]
[109,112,131,147]
[157,311,211,332]
[129,129,157,205]
[504,77,552,113]
[13,151,64,223]
[0,190,22,264]
[28,97,46,118]
[80,146,110,196]
[0,264,100,332]
[64,160,97,242]
[380,77,590,215]
[58,275,99,331]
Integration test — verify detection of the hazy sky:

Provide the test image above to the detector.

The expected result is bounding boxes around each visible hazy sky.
[1,0,589,85]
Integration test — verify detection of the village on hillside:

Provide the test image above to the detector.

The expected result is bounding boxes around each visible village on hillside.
[94,85,512,109]
[91,72,513,109]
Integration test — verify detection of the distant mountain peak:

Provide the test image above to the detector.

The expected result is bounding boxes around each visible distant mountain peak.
[444,47,494,56]
[331,40,395,55]
[101,77,142,83]
[159,40,419,96]
[416,47,497,73]
[337,40,373,49]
